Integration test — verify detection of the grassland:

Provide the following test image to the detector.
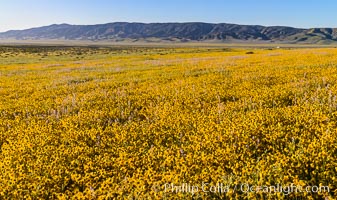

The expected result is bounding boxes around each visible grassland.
[1,45,337,199]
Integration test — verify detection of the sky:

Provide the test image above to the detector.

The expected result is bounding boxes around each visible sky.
[1,0,337,32]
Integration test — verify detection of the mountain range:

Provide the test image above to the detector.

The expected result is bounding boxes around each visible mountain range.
[1,22,337,44]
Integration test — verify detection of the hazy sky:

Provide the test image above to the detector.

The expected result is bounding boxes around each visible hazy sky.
[1,0,336,32]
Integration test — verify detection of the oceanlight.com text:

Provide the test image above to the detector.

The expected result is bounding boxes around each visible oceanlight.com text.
[162,182,330,195]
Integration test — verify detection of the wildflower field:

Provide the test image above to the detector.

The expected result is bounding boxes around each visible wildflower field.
[1,45,337,199]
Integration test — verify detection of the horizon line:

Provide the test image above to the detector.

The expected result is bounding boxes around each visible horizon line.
[2,21,336,33]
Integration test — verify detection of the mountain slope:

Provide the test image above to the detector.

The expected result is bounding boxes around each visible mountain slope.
[1,22,337,44]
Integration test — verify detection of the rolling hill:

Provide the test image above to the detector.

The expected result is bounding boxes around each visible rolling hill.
[1,22,337,44]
